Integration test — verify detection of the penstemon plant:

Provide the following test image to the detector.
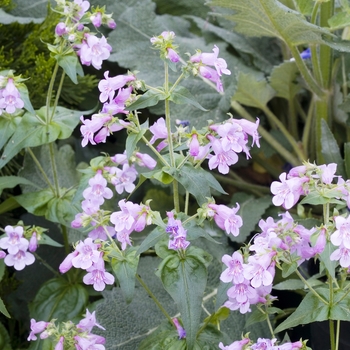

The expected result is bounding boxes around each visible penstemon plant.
[2,0,350,349]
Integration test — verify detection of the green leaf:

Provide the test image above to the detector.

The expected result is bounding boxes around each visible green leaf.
[270,61,302,100]
[274,288,329,333]
[0,176,39,196]
[321,119,346,178]
[322,35,350,53]
[273,279,305,291]
[208,0,330,45]
[0,8,44,24]
[232,193,271,243]
[0,298,10,318]
[0,197,20,215]
[245,307,268,327]
[295,0,314,15]
[0,321,11,350]
[56,54,84,84]
[232,72,276,108]
[110,246,140,303]
[17,84,35,115]
[40,233,63,248]
[156,245,212,349]
[300,190,345,206]
[319,240,337,280]
[126,89,166,110]
[163,164,226,206]
[169,86,208,111]
[29,278,88,322]
[136,226,167,255]
[281,260,298,278]
[0,106,86,168]
[330,289,350,321]
[125,120,148,158]
[344,142,350,178]
[0,116,21,150]
[328,11,350,31]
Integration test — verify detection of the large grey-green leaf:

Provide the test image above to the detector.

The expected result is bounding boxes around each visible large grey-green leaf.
[208,0,330,45]
[0,8,43,24]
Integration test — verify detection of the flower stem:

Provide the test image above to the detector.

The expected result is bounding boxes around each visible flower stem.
[136,274,174,325]
[46,62,59,124]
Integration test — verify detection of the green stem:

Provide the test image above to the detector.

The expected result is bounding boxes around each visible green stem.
[164,61,180,212]
[140,135,170,167]
[335,320,340,350]
[49,142,60,195]
[184,191,189,216]
[301,96,316,160]
[168,71,186,94]
[46,62,59,124]
[264,304,275,338]
[231,101,300,166]
[26,147,55,193]
[182,213,199,226]
[136,274,174,325]
[61,224,70,255]
[295,268,328,304]
[50,71,66,123]
[330,319,336,350]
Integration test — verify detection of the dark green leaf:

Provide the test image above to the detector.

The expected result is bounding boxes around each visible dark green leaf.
[156,245,212,349]
[17,84,35,115]
[273,279,305,291]
[169,86,207,111]
[0,298,10,318]
[321,119,346,178]
[0,116,21,150]
[319,241,337,280]
[136,226,167,255]
[281,260,298,278]
[0,321,11,350]
[274,288,329,333]
[125,121,148,159]
[208,0,330,45]
[0,176,39,196]
[29,278,88,322]
[56,54,84,84]
[126,89,166,110]
[232,72,276,108]
[245,307,268,327]
[110,246,140,303]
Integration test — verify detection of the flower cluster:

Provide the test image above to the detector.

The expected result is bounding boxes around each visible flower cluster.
[166,212,190,251]
[54,0,116,70]
[150,31,180,63]
[59,237,114,291]
[80,72,135,146]
[28,309,106,349]
[0,225,41,271]
[219,336,304,350]
[0,75,24,115]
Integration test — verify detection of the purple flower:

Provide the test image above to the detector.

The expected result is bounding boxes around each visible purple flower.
[59,250,78,273]
[83,172,113,203]
[73,0,90,20]
[110,199,142,233]
[0,251,6,259]
[83,259,115,291]
[318,163,337,184]
[331,215,350,249]
[109,163,138,194]
[330,245,350,268]
[218,338,250,350]
[4,249,35,270]
[300,48,311,60]
[27,319,49,341]
[0,78,24,114]
[79,34,111,70]
[189,134,200,156]
[135,152,157,169]
[149,117,168,145]
[243,254,275,288]
[220,251,245,284]
[172,318,186,339]
[55,22,67,36]
[208,138,239,174]
[80,116,106,147]
[72,238,102,270]
[91,12,102,27]
[55,336,64,350]
[251,338,277,350]
[74,335,105,350]
[77,309,105,332]
[28,232,38,252]
[166,48,180,63]
[0,225,28,255]
[198,65,223,93]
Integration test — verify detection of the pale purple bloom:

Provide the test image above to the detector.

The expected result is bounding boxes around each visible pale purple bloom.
[149,117,168,145]
[279,341,303,350]
[0,78,24,114]
[189,134,200,156]
[0,225,28,255]
[198,65,223,93]
[0,251,5,259]
[107,18,117,29]
[88,225,115,241]
[251,338,277,350]
[218,338,250,350]
[243,254,275,288]
[55,22,67,36]
[208,203,242,236]
[73,0,90,20]
[287,165,307,178]
[109,163,138,194]
[83,259,115,291]
[300,48,311,60]
[55,336,64,350]
[91,12,102,27]
[168,226,190,251]
[72,238,102,270]
[234,118,260,148]
[74,336,105,350]
[27,319,49,341]
[135,152,157,169]
[59,251,78,273]
[212,122,245,153]
[79,34,111,70]
[270,172,307,209]
[208,138,239,174]
[318,163,337,184]
[220,251,245,284]
[80,116,105,147]
[110,199,142,233]
[330,244,350,268]
[28,232,38,252]
[116,231,132,250]
[313,228,326,255]
[331,215,350,250]
[110,152,128,165]
[77,309,105,332]
[173,318,186,339]
[4,249,35,270]
[83,172,113,203]
[166,48,180,63]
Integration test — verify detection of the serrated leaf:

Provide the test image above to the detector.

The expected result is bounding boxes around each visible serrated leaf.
[156,246,212,349]
[29,278,88,322]
[208,0,330,46]
[232,72,276,108]
[270,61,302,100]
[274,288,329,333]
[0,176,39,196]
[110,246,140,303]
[321,119,346,178]
[0,106,87,168]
